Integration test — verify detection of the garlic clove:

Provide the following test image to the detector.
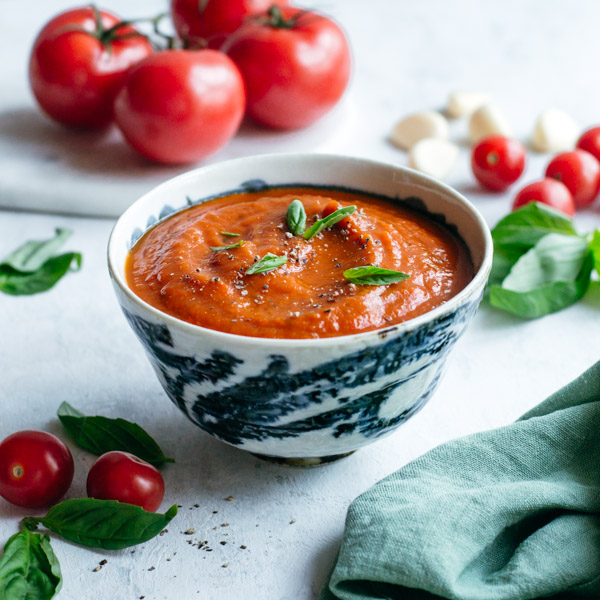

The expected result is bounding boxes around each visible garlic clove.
[447,91,491,118]
[531,109,579,153]
[409,138,459,180]
[469,104,512,145]
[390,111,449,150]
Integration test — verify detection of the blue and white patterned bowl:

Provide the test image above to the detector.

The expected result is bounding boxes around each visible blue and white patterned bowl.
[108,154,492,465]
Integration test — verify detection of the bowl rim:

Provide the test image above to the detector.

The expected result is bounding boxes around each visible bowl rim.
[108,152,493,348]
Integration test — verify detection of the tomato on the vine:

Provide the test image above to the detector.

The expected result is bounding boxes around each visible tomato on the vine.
[512,179,575,217]
[29,6,153,129]
[87,451,165,512]
[171,0,288,48]
[114,49,245,164]
[471,136,526,191]
[576,126,600,163]
[545,149,600,208]
[227,6,351,130]
[0,431,74,508]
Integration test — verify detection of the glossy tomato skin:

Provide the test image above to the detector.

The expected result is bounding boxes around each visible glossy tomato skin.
[227,7,351,130]
[29,7,153,129]
[471,136,526,191]
[0,431,74,508]
[171,0,288,48]
[87,451,164,512]
[512,179,575,217]
[545,149,600,208]
[576,126,600,163]
[115,50,245,164]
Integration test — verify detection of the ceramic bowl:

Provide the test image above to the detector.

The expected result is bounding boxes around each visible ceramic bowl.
[108,153,492,466]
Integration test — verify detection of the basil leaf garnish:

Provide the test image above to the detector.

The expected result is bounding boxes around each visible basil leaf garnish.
[210,241,245,251]
[286,199,307,236]
[489,233,593,318]
[57,401,174,467]
[220,231,241,237]
[0,529,62,600]
[23,500,177,551]
[0,229,82,296]
[303,206,356,240]
[343,266,410,285]
[245,253,287,275]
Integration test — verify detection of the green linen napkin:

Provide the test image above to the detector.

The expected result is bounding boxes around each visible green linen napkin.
[321,361,600,600]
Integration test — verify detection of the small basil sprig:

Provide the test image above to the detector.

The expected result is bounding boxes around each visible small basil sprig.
[246,253,287,275]
[286,199,307,236]
[0,229,82,296]
[344,266,410,285]
[488,203,599,318]
[57,401,174,466]
[210,241,245,252]
[303,206,356,240]
[220,231,241,237]
[23,500,178,551]
[0,529,61,600]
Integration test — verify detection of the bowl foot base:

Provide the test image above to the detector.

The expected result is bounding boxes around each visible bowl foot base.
[251,451,355,467]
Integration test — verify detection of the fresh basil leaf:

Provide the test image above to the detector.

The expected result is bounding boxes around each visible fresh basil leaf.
[245,253,287,275]
[303,206,356,240]
[0,529,62,600]
[589,230,600,277]
[210,241,245,252]
[343,266,410,285]
[23,500,177,551]
[220,231,240,237]
[0,253,82,296]
[489,233,593,318]
[491,202,577,254]
[286,199,307,236]
[57,401,174,466]
[487,245,524,288]
[1,228,73,273]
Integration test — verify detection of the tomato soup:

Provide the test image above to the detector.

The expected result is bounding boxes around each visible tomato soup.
[125,188,473,339]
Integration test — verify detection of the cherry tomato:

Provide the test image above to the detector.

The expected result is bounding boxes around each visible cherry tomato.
[114,50,245,164]
[171,0,288,48]
[512,179,575,217]
[227,6,351,130]
[0,431,74,508]
[576,126,600,163]
[471,136,526,191]
[87,451,165,512]
[545,150,600,209]
[29,7,153,130]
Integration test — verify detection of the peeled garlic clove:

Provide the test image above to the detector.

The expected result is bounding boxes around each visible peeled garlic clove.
[447,91,490,118]
[390,111,449,150]
[469,104,512,145]
[531,109,579,153]
[409,138,459,180]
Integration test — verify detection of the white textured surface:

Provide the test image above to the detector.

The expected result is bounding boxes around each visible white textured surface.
[1,1,600,599]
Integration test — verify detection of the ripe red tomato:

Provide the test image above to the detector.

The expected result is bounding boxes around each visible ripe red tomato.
[545,150,600,209]
[114,50,245,164]
[576,126,600,163]
[227,6,351,130]
[87,451,165,512]
[171,0,288,48]
[512,179,575,217]
[471,136,526,191]
[0,431,74,508]
[29,6,153,129]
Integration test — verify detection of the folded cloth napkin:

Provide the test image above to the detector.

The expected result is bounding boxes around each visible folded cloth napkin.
[321,361,600,600]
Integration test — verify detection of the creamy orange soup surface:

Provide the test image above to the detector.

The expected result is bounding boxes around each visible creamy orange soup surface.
[126,187,473,339]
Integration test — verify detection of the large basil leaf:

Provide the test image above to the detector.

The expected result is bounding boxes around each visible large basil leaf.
[491,203,577,254]
[57,401,174,467]
[1,229,72,272]
[0,529,62,600]
[23,500,177,551]
[589,230,600,277]
[489,233,593,318]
